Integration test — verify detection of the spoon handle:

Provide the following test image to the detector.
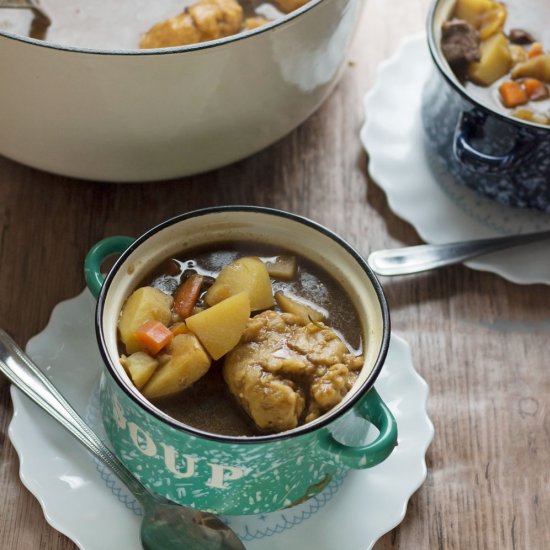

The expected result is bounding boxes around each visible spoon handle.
[0,330,150,503]
[367,230,550,276]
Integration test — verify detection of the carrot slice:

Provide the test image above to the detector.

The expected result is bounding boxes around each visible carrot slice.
[173,274,204,319]
[521,78,549,100]
[499,81,528,108]
[134,320,173,355]
[527,42,544,58]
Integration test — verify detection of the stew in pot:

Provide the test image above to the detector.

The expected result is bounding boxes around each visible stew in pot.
[116,243,365,437]
[440,0,550,125]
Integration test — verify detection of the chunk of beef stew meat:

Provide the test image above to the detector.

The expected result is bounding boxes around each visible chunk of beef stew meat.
[441,18,481,67]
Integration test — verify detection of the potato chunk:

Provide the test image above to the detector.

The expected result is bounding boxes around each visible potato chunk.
[186,291,250,359]
[121,352,159,390]
[118,287,173,354]
[511,54,550,83]
[468,32,511,85]
[478,3,507,40]
[205,256,274,311]
[265,256,297,280]
[512,108,550,125]
[142,333,211,399]
[453,0,496,27]
[274,291,325,325]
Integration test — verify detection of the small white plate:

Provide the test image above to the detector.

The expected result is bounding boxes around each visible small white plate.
[360,33,550,285]
[9,290,433,550]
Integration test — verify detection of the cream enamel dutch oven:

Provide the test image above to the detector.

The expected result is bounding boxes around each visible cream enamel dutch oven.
[0,0,362,182]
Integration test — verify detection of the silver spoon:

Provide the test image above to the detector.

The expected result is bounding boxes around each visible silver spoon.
[0,0,50,39]
[367,230,550,276]
[0,330,245,550]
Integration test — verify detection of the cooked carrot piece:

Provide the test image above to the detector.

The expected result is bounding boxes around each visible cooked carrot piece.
[527,42,544,58]
[173,274,204,319]
[521,78,549,100]
[499,81,528,108]
[134,320,173,355]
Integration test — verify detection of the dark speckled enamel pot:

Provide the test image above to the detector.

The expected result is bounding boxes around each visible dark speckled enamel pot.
[84,206,398,515]
[422,0,550,213]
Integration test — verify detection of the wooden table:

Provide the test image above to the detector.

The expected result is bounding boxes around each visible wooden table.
[0,0,548,548]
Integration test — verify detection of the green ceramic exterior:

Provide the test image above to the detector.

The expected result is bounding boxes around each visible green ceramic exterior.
[84,207,398,515]
[99,372,394,514]
[84,236,135,299]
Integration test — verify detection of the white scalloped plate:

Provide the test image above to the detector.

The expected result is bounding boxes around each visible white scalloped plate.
[9,290,433,550]
[361,33,550,285]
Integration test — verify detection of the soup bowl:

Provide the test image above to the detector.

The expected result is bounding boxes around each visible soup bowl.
[422,0,550,212]
[0,0,361,182]
[83,206,397,515]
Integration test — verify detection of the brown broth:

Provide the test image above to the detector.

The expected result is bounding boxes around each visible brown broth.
[156,360,260,436]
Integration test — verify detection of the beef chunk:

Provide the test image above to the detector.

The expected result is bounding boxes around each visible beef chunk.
[509,28,536,45]
[441,18,481,66]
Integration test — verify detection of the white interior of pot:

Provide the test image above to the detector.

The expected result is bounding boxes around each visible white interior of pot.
[101,210,386,436]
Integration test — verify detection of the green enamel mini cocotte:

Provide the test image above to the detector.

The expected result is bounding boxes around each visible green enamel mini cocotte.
[84,206,397,515]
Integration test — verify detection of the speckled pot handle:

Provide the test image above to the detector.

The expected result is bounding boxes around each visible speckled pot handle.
[318,388,397,469]
[84,236,135,298]
[453,110,537,172]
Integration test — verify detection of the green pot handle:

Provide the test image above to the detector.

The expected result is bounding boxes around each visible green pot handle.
[84,236,135,298]
[319,387,397,469]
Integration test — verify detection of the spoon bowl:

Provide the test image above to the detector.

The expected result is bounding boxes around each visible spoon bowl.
[141,502,246,550]
[0,329,245,550]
